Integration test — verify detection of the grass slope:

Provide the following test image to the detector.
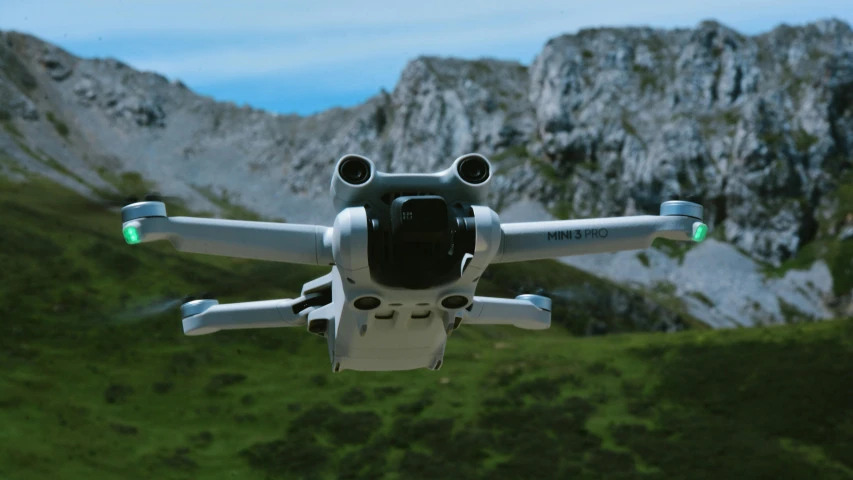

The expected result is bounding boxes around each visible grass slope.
[1,177,853,480]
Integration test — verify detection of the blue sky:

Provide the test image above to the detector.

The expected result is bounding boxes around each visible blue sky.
[2,0,852,115]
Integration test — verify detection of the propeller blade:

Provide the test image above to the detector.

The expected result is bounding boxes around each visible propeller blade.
[111,296,184,323]
[109,292,216,324]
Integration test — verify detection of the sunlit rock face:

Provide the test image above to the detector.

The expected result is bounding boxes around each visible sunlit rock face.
[2,19,852,326]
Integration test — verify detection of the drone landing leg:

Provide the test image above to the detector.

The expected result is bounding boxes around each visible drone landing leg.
[180,298,312,336]
[463,295,552,330]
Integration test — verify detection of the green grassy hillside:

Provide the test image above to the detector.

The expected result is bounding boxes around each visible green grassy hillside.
[1,176,853,480]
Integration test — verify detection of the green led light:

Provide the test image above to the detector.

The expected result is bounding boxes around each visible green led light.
[123,225,140,245]
[693,223,708,242]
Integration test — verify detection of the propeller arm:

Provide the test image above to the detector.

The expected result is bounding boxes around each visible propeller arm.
[493,201,706,264]
[120,201,333,265]
[462,295,552,330]
[180,296,321,336]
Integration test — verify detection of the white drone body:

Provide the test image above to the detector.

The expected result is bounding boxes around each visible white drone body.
[120,154,707,372]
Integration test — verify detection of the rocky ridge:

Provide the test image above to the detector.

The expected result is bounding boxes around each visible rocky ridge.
[1,19,852,327]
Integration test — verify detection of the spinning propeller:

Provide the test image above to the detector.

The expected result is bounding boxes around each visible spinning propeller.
[110,292,217,324]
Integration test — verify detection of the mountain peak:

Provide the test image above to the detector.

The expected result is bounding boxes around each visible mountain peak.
[1,21,852,326]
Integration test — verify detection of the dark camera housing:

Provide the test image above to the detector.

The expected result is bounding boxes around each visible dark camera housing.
[390,196,448,238]
[366,196,476,289]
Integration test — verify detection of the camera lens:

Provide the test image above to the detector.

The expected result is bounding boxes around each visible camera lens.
[441,295,469,309]
[457,155,490,184]
[354,296,381,310]
[338,156,371,185]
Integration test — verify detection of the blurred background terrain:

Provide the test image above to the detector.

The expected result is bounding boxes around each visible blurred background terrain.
[1,6,853,480]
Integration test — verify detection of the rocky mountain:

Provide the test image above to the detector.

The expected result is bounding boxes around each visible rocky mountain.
[1,19,852,328]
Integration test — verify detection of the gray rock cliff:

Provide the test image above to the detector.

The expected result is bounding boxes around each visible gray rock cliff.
[1,19,851,327]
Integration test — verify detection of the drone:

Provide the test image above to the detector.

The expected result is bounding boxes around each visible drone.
[120,154,707,372]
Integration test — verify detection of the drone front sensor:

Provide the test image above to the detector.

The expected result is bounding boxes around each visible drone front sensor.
[120,153,707,373]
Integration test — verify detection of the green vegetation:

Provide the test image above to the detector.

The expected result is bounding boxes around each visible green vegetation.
[45,111,70,137]
[794,128,819,153]
[1,175,852,479]
[38,150,88,185]
[712,63,723,99]
[620,110,640,138]
[2,119,23,138]
[722,109,740,126]
[632,64,659,94]
[778,297,817,324]
[687,291,715,308]
[0,41,38,91]
[0,148,29,176]
[489,144,528,166]
[12,135,41,162]
[95,168,157,195]
[549,201,574,220]
[769,238,853,297]
[90,168,199,217]
[652,238,698,265]
[191,184,280,222]
[6,135,92,188]
[760,130,786,150]
[469,59,495,77]
[478,256,706,336]
[763,171,853,297]
[527,157,576,220]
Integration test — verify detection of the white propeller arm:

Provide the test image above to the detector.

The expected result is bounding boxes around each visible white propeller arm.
[180,298,309,336]
[120,201,333,265]
[462,295,552,330]
[493,201,706,264]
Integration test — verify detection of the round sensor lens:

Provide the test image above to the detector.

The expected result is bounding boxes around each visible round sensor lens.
[339,157,371,185]
[354,296,381,310]
[441,295,469,309]
[457,156,490,184]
